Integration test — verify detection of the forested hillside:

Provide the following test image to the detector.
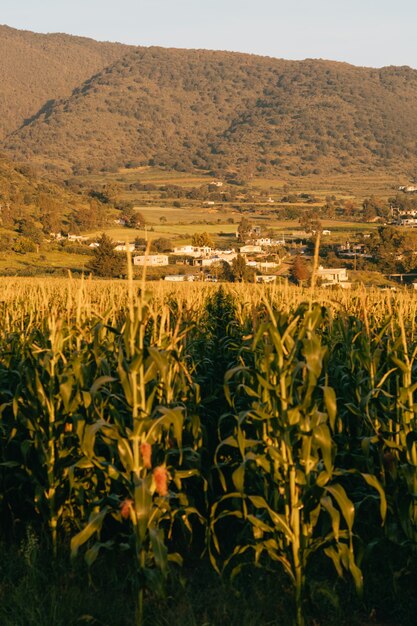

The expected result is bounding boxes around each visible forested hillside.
[0,25,131,139]
[0,153,102,233]
[2,29,417,177]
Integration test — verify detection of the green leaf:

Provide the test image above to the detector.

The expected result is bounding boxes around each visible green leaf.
[360,473,387,523]
[325,484,355,534]
[321,495,340,541]
[322,385,337,430]
[248,495,294,540]
[85,540,114,567]
[232,464,245,493]
[117,437,134,473]
[71,507,109,558]
[90,376,116,396]
[150,527,168,577]
[313,423,333,475]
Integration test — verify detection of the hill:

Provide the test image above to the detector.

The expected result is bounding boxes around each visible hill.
[0,153,100,233]
[0,155,73,210]
[0,25,131,140]
[2,39,417,178]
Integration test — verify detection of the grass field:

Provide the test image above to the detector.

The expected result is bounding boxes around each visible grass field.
[1,166,398,277]
[74,165,401,201]
[0,249,91,274]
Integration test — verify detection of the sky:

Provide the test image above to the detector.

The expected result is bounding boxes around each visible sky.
[2,0,417,68]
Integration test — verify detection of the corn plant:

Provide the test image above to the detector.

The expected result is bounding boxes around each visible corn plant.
[211,304,386,626]
[1,315,87,554]
[328,303,417,546]
[70,290,203,626]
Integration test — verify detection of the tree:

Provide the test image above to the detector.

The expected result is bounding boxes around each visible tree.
[13,236,37,254]
[211,260,233,282]
[290,255,310,285]
[368,226,417,273]
[134,237,147,250]
[86,234,125,277]
[40,211,62,234]
[231,254,254,282]
[16,217,43,246]
[237,217,252,243]
[72,200,105,231]
[151,238,173,253]
[128,211,145,229]
[0,233,14,252]
[120,205,145,229]
[192,232,213,247]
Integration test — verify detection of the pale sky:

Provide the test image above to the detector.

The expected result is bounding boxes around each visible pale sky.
[2,0,417,68]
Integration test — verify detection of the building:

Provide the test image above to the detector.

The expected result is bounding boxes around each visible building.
[193,253,238,267]
[256,275,277,283]
[255,261,278,271]
[172,245,212,257]
[399,185,417,193]
[396,217,417,227]
[317,266,350,287]
[164,274,196,282]
[392,208,417,218]
[255,238,272,247]
[114,243,135,252]
[240,244,263,254]
[68,234,88,242]
[164,275,186,282]
[336,242,370,258]
[236,225,261,239]
[133,254,169,266]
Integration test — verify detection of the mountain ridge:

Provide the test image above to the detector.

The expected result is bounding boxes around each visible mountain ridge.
[0,24,132,140]
[2,26,417,178]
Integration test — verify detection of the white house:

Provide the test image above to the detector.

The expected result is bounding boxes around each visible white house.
[196,253,238,267]
[397,217,417,227]
[164,275,186,282]
[240,244,263,254]
[256,275,277,283]
[255,261,278,271]
[133,254,169,266]
[68,234,88,242]
[114,243,136,252]
[172,245,212,257]
[255,238,272,247]
[399,209,417,217]
[317,266,350,287]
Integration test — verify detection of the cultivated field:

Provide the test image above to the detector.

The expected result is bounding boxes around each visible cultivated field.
[1,276,416,625]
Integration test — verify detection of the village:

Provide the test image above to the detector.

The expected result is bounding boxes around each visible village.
[48,222,355,286]
[42,187,417,287]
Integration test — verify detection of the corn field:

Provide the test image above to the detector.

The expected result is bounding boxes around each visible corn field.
[1,276,416,625]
